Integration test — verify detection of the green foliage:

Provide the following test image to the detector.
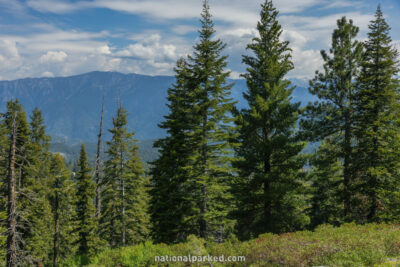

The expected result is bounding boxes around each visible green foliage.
[150,58,197,243]
[184,0,237,241]
[0,116,7,266]
[301,16,363,222]
[49,154,77,264]
[74,143,100,255]
[1,3,400,266]
[354,5,400,222]
[23,107,54,265]
[61,223,400,267]
[101,105,150,247]
[233,0,308,238]
[309,139,343,228]
[0,182,6,267]
[151,0,236,243]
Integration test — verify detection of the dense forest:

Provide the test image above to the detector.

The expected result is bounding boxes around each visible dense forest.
[1,0,399,266]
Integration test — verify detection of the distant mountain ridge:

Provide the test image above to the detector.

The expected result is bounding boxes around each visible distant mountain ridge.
[0,71,315,142]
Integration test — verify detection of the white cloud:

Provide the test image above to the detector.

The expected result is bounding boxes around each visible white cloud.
[25,0,331,26]
[289,47,323,79]
[0,39,20,59]
[40,51,67,63]
[229,71,242,79]
[116,33,188,70]
[41,71,54,77]
[97,45,112,55]
[171,25,197,35]
[1,0,396,81]
[0,40,22,75]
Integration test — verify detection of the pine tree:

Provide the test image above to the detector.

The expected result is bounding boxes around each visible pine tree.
[184,0,236,241]
[48,154,76,267]
[74,143,98,255]
[0,115,8,266]
[24,108,53,266]
[3,100,31,266]
[0,181,6,266]
[4,100,30,190]
[308,139,343,228]
[150,58,196,243]
[122,138,150,244]
[301,17,363,221]
[6,111,18,267]
[354,5,400,222]
[101,106,150,247]
[233,0,308,238]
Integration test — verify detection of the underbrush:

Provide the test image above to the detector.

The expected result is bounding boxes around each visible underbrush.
[62,223,400,266]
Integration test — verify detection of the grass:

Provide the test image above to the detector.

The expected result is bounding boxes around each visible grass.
[62,223,400,266]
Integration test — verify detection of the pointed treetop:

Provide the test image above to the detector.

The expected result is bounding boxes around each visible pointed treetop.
[79,143,88,167]
[199,0,214,40]
[368,4,391,36]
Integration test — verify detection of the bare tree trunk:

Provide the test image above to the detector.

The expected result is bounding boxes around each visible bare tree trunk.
[95,96,104,218]
[53,193,59,267]
[7,115,18,267]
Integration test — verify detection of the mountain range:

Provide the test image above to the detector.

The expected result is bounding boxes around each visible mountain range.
[0,71,315,143]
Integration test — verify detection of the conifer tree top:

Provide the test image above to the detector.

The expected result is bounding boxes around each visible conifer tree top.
[199,0,214,39]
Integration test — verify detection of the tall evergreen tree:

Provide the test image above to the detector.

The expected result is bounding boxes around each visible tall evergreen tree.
[0,114,8,266]
[184,0,236,241]
[4,100,30,191]
[101,106,150,247]
[48,154,76,267]
[354,5,400,222]
[233,0,308,238]
[150,58,196,243]
[6,111,18,267]
[74,143,99,255]
[301,17,363,221]
[3,100,31,266]
[0,181,6,266]
[24,108,53,266]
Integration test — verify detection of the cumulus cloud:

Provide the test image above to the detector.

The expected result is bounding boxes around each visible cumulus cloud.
[97,45,112,55]
[115,33,189,73]
[0,40,22,76]
[0,0,397,81]
[40,51,68,63]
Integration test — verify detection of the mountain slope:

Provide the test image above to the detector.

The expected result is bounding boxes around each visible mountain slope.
[0,71,314,142]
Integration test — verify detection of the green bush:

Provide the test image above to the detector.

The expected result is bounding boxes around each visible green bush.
[61,223,400,266]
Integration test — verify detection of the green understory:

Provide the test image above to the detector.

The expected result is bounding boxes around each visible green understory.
[63,223,400,267]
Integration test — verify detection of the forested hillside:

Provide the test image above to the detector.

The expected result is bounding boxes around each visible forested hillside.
[0,71,312,142]
[0,0,398,266]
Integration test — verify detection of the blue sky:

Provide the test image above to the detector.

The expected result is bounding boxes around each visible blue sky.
[0,0,398,81]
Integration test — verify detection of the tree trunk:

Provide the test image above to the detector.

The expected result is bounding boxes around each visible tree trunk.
[95,96,104,218]
[7,115,18,267]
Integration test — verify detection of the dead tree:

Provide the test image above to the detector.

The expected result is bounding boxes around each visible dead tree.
[6,114,18,267]
[95,96,104,218]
